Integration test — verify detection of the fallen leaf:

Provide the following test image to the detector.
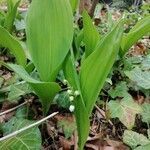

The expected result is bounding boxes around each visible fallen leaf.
[108,97,142,129]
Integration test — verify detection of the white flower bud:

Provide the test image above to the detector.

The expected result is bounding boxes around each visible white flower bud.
[69,96,74,101]
[67,90,72,95]
[69,105,75,112]
[74,90,80,96]
[63,79,68,85]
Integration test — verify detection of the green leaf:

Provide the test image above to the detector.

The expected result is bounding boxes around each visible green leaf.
[141,103,150,123]
[80,20,124,115]
[125,67,150,89]
[26,0,73,82]
[15,106,29,119]
[108,97,142,129]
[82,10,100,58]
[0,26,26,67]
[74,96,90,150]
[75,29,84,51]
[15,19,26,31]
[55,91,71,109]
[134,144,150,150]
[121,16,150,56]
[123,130,150,149]
[70,0,79,13]
[63,54,78,89]
[108,81,130,98]
[141,54,150,70]
[4,0,21,33]
[63,51,89,150]
[8,83,31,101]
[8,64,61,114]
[57,119,76,139]
[0,117,41,150]
[8,85,26,101]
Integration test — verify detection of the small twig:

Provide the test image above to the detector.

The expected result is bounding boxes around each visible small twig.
[0,100,31,117]
[74,130,78,150]
[95,104,113,126]
[0,112,58,142]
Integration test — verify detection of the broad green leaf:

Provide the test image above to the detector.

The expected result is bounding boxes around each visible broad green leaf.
[125,67,150,89]
[63,54,78,89]
[8,64,61,114]
[123,130,150,149]
[70,0,79,13]
[80,20,124,115]
[0,26,26,67]
[83,10,100,58]
[4,0,20,32]
[74,96,90,150]
[0,117,41,150]
[63,51,89,150]
[26,0,73,82]
[121,16,150,56]
[141,103,150,123]
[108,97,142,129]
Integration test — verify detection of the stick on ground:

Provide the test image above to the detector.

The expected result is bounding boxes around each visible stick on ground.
[0,112,58,142]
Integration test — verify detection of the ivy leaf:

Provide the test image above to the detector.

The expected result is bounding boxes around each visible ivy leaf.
[141,103,150,123]
[0,117,42,150]
[55,92,71,109]
[125,67,150,90]
[141,54,150,70]
[108,97,142,129]
[108,81,130,98]
[57,119,76,139]
[123,130,150,149]
[7,82,31,101]
[15,19,26,31]
[134,144,150,150]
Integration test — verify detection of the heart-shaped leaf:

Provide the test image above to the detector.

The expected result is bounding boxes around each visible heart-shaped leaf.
[123,130,150,149]
[0,117,41,150]
[108,97,142,129]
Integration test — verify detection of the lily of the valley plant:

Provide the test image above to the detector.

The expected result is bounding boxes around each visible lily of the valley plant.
[0,0,149,149]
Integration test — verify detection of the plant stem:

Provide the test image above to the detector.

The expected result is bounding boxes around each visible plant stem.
[0,112,58,142]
